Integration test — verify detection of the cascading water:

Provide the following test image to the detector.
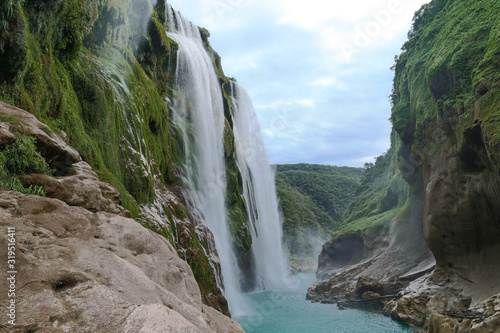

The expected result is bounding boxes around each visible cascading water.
[166,3,249,315]
[165,2,288,315]
[229,82,288,290]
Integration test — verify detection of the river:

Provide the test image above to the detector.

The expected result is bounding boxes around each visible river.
[234,272,415,333]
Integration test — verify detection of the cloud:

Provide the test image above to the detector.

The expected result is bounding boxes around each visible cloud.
[255,98,316,110]
[166,0,430,167]
[308,77,344,88]
[222,50,263,73]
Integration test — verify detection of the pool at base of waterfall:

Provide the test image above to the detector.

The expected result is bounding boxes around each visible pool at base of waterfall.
[233,272,417,333]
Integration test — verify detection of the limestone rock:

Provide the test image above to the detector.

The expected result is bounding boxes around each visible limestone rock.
[361,291,381,300]
[317,234,365,280]
[385,294,430,327]
[0,192,244,332]
[356,276,384,296]
[0,122,16,146]
[19,161,128,216]
[139,181,230,316]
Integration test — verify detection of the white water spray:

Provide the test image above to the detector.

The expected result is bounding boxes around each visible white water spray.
[229,82,289,290]
[165,2,289,315]
[166,3,249,315]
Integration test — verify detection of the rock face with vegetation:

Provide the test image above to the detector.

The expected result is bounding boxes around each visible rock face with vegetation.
[309,0,500,331]
[0,104,244,332]
[0,0,253,326]
[307,132,435,312]
[274,164,362,271]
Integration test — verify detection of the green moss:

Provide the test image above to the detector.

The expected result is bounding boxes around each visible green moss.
[334,208,399,237]
[0,0,191,216]
[40,125,53,136]
[97,169,140,218]
[392,0,500,150]
[224,117,252,255]
[0,0,261,305]
[332,131,411,242]
[173,204,187,219]
[0,2,27,81]
[187,236,217,296]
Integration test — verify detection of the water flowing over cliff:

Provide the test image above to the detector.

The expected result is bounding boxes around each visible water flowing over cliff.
[164,3,287,314]
[0,0,286,329]
[230,82,288,291]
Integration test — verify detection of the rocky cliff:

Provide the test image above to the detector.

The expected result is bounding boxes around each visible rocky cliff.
[307,131,435,318]
[0,103,244,332]
[0,0,254,319]
[308,0,500,331]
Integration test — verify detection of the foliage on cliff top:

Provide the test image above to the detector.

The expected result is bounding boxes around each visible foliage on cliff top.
[275,164,363,258]
[391,0,500,147]
[0,0,183,217]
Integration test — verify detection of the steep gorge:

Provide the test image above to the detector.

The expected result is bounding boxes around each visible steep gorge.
[309,0,500,331]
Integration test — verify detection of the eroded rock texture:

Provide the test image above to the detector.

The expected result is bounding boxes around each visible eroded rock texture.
[0,192,243,333]
[0,102,242,332]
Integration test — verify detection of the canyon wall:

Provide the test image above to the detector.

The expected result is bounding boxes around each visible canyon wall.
[309,0,500,331]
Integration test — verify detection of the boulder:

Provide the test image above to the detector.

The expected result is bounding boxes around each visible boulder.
[0,122,16,146]
[0,191,244,332]
[356,276,384,296]
[19,161,128,216]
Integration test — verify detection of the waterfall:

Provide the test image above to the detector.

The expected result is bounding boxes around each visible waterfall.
[229,82,288,290]
[165,3,249,315]
[165,2,288,315]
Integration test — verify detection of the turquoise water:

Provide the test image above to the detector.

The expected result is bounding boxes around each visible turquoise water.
[234,273,415,333]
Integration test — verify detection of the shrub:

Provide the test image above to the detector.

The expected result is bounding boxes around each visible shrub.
[0,135,52,196]
[2,136,51,175]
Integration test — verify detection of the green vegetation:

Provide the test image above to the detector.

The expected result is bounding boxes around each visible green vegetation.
[187,236,217,296]
[328,0,500,254]
[391,0,500,151]
[0,135,50,195]
[329,131,410,246]
[0,0,252,307]
[0,0,182,217]
[330,0,500,262]
[275,164,363,260]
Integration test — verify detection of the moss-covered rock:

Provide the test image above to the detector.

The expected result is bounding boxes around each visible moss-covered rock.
[0,1,27,81]
[390,0,500,314]
[312,0,500,328]
[0,0,251,317]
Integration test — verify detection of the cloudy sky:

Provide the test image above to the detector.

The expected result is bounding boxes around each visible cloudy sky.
[166,0,429,167]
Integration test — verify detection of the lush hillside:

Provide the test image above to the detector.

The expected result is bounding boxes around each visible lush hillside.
[274,164,363,268]
[337,133,408,237]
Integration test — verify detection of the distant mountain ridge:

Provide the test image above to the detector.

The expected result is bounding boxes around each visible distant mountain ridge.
[274,163,363,270]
